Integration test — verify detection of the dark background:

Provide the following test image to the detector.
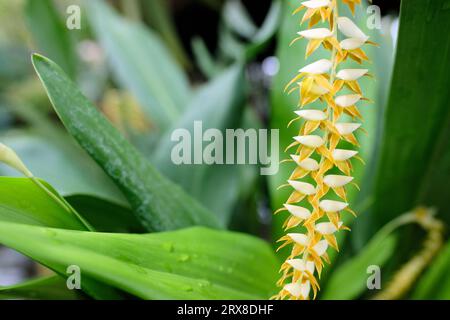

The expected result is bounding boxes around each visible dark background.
[171,0,400,58]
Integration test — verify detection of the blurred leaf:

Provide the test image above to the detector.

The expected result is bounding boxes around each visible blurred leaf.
[141,0,191,68]
[0,177,87,230]
[0,132,127,204]
[153,65,247,225]
[322,230,397,299]
[25,0,77,78]
[66,195,144,233]
[192,37,221,78]
[0,223,278,299]
[86,0,190,130]
[223,0,258,39]
[245,0,282,61]
[412,240,450,299]
[0,275,79,300]
[372,0,450,228]
[32,53,221,232]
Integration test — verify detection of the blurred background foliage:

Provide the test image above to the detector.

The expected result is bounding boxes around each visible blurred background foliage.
[0,0,449,300]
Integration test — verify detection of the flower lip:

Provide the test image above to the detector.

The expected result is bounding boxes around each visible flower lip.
[315,221,342,235]
[294,135,325,148]
[335,123,361,135]
[298,28,333,40]
[295,109,327,121]
[337,17,369,41]
[288,233,308,245]
[284,281,310,298]
[284,204,312,219]
[312,240,328,256]
[286,259,315,274]
[301,0,330,9]
[323,175,354,188]
[288,180,317,195]
[335,94,361,107]
[299,59,332,74]
[336,69,369,81]
[332,149,358,161]
[319,200,349,212]
[340,38,367,50]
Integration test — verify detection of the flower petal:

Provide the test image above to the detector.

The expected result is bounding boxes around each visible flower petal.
[288,233,308,245]
[294,135,325,148]
[298,28,333,40]
[335,94,361,107]
[336,68,369,81]
[340,38,366,50]
[319,200,349,212]
[335,123,361,135]
[323,175,354,187]
[299,59,332,74]
[284,204,312,219]
[332,149,358,161]
[301,0,330,9]
[337,17,368,41]
[313,240,328,256]
[315,222,338,234]
[295,109,327,121]
[288,180,317,195]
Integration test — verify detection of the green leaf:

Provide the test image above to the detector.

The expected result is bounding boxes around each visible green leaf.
[0,177,87,230]
[32,53,221,232]
[66,195,144,233]
[0,177,123,299]
[0,223,279,299]
[0,132,127,204]
[223,0,258,40]
[141,0,191,68]
[245,1,282,61]
[412,241,450,299]
[153,65,247,225]
[0,275,79,300]
[372,0,450,228]
[25,0,77,78]
[86,0,190,130]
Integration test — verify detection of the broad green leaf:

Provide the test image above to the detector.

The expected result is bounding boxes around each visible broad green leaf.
[0,177,87,230]
[25,0,77,78]
[412,241,450,299]
[66,195,144,233]
[153,65,247,225]
[86,0,190,130]
[372,0,450,228]
[0,223,279,299]
[0,275,79,300]
[0,132,127,204]
[0,177,123,299]
[32,53,221,231]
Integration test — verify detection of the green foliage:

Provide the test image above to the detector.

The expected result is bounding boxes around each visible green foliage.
[25,0,78,78]
[371,0,450,229]
[32,53,221,232]
[87,0,190,130]
[0,222,278,299]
